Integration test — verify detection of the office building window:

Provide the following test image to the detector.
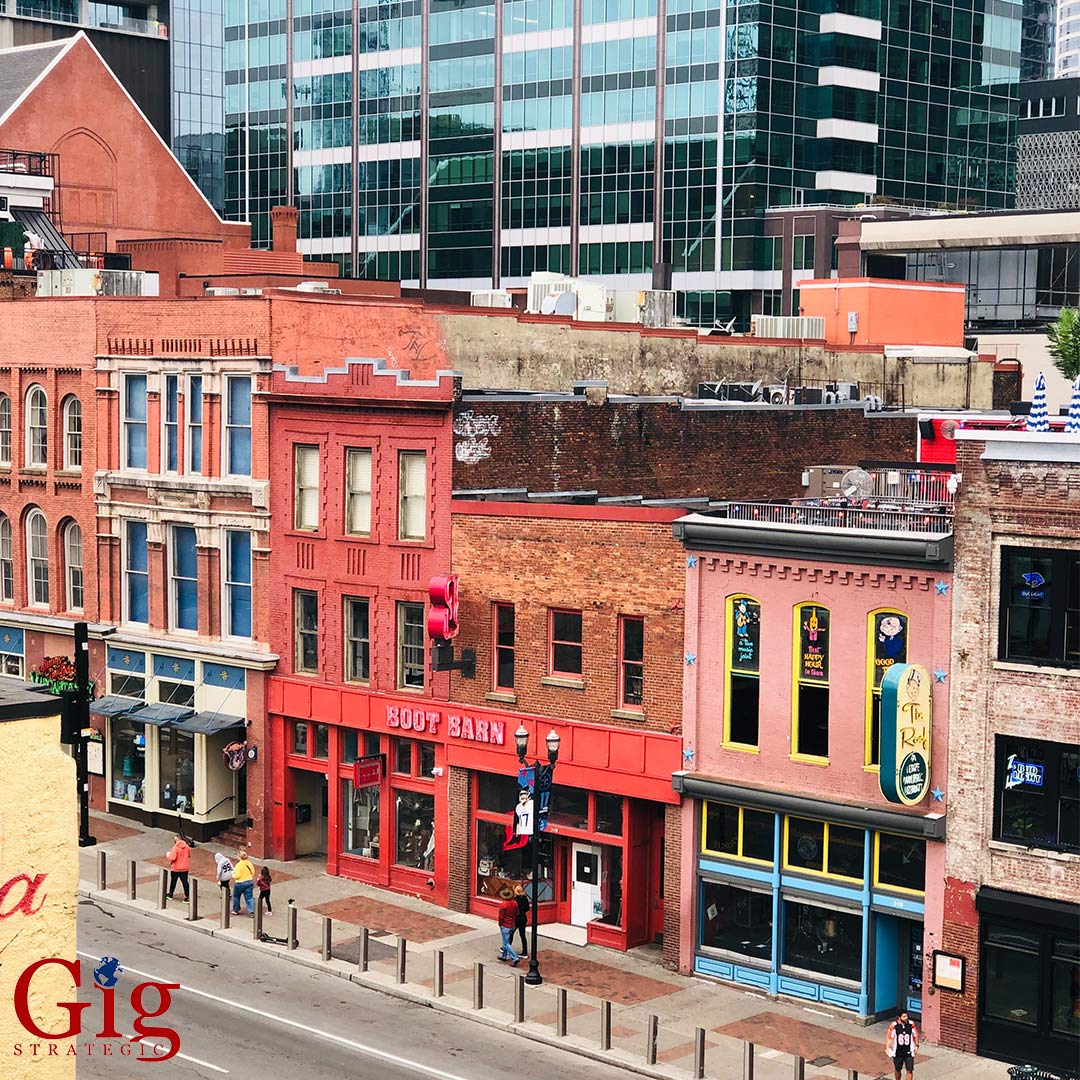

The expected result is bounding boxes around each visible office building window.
[122,374,147,470]
[727,596,761,747]
[493,603,515,691]
[163,375,179,472]
[64,521,83,612]
[549,609,583,676]
[999,547,1080,668]
[170,526,198,631]
[618,615,644,709]
[294,589,319,673]
[397,601,425,689]
[63,396,82,471]
[225,376,252,476]
[125,520,149,624]
[25,385,47,468]
[345,448,372,535]
[26,508,48,607]
[294,444,320,530]
[398,450,427,540]
[793,604,830,760]
[225,530,252,638]
[0,515,12,601]
[345,597,370,682]
[187,375,203,473]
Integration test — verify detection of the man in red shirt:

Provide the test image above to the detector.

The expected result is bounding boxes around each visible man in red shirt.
[497,888,521,966]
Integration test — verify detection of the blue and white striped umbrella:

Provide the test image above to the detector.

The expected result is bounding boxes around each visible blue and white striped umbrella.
[1066,376,1080,434]
[1026,371,1050,432]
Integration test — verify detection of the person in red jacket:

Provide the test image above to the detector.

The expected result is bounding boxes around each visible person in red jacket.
[496,888,521,966]
[166,833,191,903]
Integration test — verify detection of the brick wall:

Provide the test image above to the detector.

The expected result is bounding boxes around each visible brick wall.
[662,802,682,968]
[451,399,917,499]
[447,765,471,912]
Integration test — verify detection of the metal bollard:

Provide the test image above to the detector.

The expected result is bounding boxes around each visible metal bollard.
[743,1041,755,1080]
[472,961,484,1010]
[793,1056,805,1080]
[253,897,263,939]
[286,903,298,950]
[126,860,136,901]
[321,916,332,962]
[97,850,107,891]
[599,1000,611,1051]
[220,886,231,929]
[395,937,406,984]
[693,1027,706,1080]
[556,987,567,1037]
[188,878,199,921]
[357,927,369,972]
[157,868,167,909]
[513,973,525,1023]
[645,1013,658,1066]
[433,950,444,998]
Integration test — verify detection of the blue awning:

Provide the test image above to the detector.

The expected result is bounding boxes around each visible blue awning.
[171,711,246,735]
[124,702,194,727]
[89,694,142,717]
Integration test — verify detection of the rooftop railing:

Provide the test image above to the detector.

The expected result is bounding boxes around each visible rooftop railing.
[0,148,57,178]
[715,500,953,534]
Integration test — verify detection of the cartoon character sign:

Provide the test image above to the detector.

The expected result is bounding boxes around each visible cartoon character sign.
[798,606,830,681]
[730,597,761,672]
[874,612,908,687]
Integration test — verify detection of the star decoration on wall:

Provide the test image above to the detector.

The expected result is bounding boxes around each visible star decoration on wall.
[685,652,697,666]
[686,555,698,569]
[935,580,949,596]
[933,668,948,683]
[931,786,945,802]
[683,747,695,764]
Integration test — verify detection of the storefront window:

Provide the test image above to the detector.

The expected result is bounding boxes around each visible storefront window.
[826,825,865,880]
[419,741,435,777]
[478,772,521,812]
[782,899,862,983]
[876,834,926,893]
[595,792,623,835]
[395,790,435,870]
[395,738,412,774]
[292,721,308,755]
[110,671,144,698]
[476,819,554,899]
[342,779,381,859]
[548,785,589,830]
[111,718,146,803]
[700,880,773,960]
[159,680,195,707]
[983,923,1041,1027]
[705,802,739,855]
[597,845,623,926]
[343,730,380,764]
[785,817,864,882]
[786,817,825,872]
[313,723,329,760]
[1050,936,1080,1035]
[704,803,775,863]
[159,728,195,814]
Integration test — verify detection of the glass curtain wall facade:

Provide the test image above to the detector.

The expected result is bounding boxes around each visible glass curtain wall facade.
[223,0,1020,306]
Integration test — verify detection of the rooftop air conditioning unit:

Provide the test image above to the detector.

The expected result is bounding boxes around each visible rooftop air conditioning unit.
[752,315,827,340]
[470,289,513,308]
[205,287,240,296]
[527,272,577,314]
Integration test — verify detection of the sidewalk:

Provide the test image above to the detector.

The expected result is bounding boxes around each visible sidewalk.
[79,812,1009,1080]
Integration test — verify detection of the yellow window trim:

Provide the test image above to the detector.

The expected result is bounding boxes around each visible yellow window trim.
[872,831,926,897]
[789,753,829,766]
[781,814,866,885]
[791,602,830,764]
[865,607,909,768]
[700,800,775,865]
[723,594,761,750]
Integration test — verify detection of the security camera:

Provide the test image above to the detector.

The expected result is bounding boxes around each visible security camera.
[426,878,435,889]
[431,766,444,777]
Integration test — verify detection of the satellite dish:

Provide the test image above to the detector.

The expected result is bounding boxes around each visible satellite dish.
[539,294,559,315]
[841,467,874,499]
[553,291,577,316]
[940,419,959,439]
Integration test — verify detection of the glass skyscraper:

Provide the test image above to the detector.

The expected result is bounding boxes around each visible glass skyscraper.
[223,0,1021,323]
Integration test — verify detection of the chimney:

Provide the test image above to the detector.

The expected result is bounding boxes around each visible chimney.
[270,205,299,253]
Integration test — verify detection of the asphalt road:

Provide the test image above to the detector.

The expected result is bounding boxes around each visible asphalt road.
[74,899,630,1080]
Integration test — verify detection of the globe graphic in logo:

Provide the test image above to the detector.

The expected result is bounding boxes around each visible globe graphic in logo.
[93,956,123,989]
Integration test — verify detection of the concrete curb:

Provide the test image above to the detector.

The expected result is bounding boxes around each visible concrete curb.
[80,886,698,1080]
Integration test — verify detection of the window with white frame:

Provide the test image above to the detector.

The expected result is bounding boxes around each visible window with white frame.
[398,450,427,541]
[64,521,83,611]
[62,396,82,471]
[225,376,252,476]
[125,520,149,624]
[123,374,148,470]
[163,375,179,472]
[26,508,48,607]
[294,445,320,530]
[0,515,12,601]
[187,375,203,473]
[0,394,12,466]
[25,385,47,468]
[225,530,252,638]
[170,526,198,632]
[345,448,372,535]
[397,601,425,689]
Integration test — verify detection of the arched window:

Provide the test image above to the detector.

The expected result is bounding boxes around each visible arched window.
[64,521,84,612]
[0,514,12,601]
[0,394,11,466]
[866,609,908,767]
[63,397,82,471]
[26,509,48,607]
[25,385,47,467]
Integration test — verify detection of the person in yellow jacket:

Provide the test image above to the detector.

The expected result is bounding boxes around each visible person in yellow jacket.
[231,848,256,916]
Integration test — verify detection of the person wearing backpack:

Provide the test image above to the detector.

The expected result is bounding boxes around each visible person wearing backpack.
[256,866,273,914]
[214,852,234,900]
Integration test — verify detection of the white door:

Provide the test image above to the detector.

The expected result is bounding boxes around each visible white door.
[570,843,602,927]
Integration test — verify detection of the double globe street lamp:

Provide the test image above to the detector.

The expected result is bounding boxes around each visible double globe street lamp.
[514,724,560,986]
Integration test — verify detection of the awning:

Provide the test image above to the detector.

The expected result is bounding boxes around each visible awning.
[171,711,246,736]
[9,206,82,269]
[976,886,1078,930]
[89,694,142,717]
[124,702,194,727]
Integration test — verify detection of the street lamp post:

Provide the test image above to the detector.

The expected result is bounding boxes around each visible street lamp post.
[514,725,560,987]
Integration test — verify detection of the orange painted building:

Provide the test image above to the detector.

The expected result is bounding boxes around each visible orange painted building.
[796,278,966,349]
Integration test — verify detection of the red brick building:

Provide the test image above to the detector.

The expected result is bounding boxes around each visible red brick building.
[940,430,1079,1070]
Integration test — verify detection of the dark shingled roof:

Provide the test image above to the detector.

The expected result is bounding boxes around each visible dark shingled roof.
[0,41,70,122]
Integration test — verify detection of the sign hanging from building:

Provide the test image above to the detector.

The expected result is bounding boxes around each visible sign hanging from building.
[879,662,932,805]
[354,754,385,789]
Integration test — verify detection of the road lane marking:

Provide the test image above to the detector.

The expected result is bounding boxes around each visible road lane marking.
[77,953,473,1080]
[122,1033,229,1074]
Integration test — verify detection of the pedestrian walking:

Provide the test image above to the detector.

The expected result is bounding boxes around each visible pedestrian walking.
[214,852,234,899]
[256,866,273,915]
[885,1010,919,1080]
[513,883,529,956]
[165,833,190,903]
[496,887,521,966]
[231,848,256,916]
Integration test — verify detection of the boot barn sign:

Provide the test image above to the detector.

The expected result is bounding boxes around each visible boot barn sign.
[385,703,506,746]
[879,662,933,805]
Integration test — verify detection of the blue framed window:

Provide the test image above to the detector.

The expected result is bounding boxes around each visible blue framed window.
[126,520,149,624]
[123,374,148,470]
[226,376,252,476]
[164,375,179,472]
[226,529,252,638]
[171,526,198,632]
[187,376,203,473]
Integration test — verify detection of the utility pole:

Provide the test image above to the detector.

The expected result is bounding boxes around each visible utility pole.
[75,621,96,848]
